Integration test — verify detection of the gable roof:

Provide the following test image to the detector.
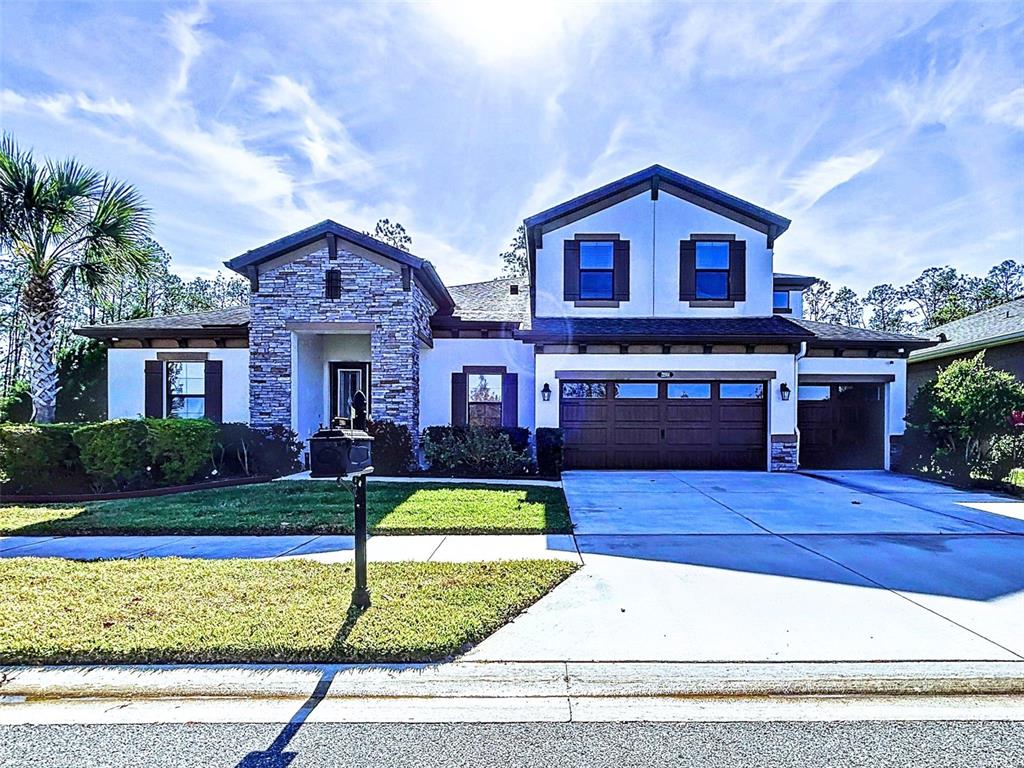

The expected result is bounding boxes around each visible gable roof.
[909,298,1024,363]
[788,317,933,349]
[224,219,455,314]
[446,276,531,326]
[523,165,791,246]
[76,306,249,340]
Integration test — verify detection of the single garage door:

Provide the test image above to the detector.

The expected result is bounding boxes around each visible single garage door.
[560,380,767,470]
[797,383,885,469]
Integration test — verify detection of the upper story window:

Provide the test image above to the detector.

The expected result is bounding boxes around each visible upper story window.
[166,361,206,419]
[578,241,615,299]
[563,237,630,305]
[695,242,731,300]
[773,290,791,311]
[680,237,746,304]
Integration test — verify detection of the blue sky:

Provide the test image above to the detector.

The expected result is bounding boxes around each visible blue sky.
[1,1,1021,291]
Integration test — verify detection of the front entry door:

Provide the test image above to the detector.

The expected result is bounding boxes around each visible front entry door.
[329,361,370,424]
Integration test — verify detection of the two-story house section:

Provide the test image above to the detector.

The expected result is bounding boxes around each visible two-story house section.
[80,165,934,472]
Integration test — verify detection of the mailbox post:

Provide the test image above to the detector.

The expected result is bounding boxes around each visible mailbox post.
[312,390,374,609]
[349,466,372,609]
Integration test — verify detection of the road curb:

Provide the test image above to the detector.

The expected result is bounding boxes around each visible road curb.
[2,661,1023,701]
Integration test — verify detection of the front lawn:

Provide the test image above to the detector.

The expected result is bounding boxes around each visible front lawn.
[0,481,571,536]
[0,557,577,664]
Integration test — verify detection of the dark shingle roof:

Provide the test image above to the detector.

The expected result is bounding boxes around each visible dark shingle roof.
[789,317,932,348]
[518,315,813,343]
[76,307,249,339]
[448,277,531,325]
[909,298,1024,362]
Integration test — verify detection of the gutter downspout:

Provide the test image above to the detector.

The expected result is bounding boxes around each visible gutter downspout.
[793,341,808,468]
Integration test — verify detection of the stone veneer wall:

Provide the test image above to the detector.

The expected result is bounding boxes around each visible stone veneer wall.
[249,243,435,435]
[770,434,798,471]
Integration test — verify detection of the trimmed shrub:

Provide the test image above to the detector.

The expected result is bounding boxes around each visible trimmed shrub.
[73,419,150,490]
[214,423,303,478]
[0,423,84,493]
[421,425,533,477]
[367,419,413,475]
[146,419,219,485]
[1009,468,1024,488]
[536,427,564,478]
[74,418,220,490]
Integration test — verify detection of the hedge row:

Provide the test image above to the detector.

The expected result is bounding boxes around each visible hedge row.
[0,420,303,494]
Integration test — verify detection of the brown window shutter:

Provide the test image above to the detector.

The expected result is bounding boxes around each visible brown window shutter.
[451,372,468,426]
[563,240,581,301]
[501,373,518,427]
[679,240,696,300]
[144,360,163,418]
[204,360,224,423]
[612,240,630,301]
[729,240,746,301]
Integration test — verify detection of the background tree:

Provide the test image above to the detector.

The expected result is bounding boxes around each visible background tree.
[899,266,964,329]
[828,286,863,326]
[802,280,835,322]
[984,260,1023,304]
[368,218,411,252]
[0,135,153,422]
[863,284,912,333]
[500,224,528,277]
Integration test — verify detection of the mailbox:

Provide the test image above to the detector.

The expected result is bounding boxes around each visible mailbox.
[309,426,374,477]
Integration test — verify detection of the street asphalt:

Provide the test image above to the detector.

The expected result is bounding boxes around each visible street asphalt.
[1,721,1022,767]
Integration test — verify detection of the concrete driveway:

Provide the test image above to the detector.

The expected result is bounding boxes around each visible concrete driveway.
[468,470,1024,663]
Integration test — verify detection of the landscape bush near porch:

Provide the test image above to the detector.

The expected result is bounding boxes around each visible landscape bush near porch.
[0,419,302,495]
[421,425,533,477]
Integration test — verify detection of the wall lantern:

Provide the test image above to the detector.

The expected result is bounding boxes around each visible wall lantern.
[779,382,792,401]
[541,382,552,402]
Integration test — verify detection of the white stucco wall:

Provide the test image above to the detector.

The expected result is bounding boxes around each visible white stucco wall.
[292,332,372,442]
[533,190,775,318]
[419,338,536,430]
[533,353,796,437]
[107,348,250,422]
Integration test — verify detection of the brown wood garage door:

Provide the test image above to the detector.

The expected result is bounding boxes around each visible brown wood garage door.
[797,383,885,469]
[560,380,767,470]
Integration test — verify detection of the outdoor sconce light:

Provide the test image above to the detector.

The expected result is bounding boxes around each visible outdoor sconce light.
[541,382,552,402]
[780,382,792,401]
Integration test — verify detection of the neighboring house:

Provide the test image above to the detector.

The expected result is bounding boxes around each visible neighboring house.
[907,298,1024,395]
[78,165,933,471]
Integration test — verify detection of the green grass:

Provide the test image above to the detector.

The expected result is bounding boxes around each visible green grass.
[0,481,572,536]
[0,557,578,664]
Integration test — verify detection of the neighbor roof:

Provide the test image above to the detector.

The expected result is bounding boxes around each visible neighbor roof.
[224,219,455,315]
[909,298,1024,363]
[76,307,249,340]
[524,165,792,245]
[789,317,933,349]
[446,276,531,326]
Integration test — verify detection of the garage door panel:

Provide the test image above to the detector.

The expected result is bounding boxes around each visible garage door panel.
[797,383,884,469]
[561,380,766,470]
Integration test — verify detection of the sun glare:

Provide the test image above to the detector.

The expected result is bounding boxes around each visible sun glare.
[425,0,576,64]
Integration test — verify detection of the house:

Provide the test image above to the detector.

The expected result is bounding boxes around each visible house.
[78,165,934,471]
[907,298,1024,395]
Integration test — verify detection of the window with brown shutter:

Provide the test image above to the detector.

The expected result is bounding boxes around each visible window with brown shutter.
[564,236,629,303]
[680,236,746,303]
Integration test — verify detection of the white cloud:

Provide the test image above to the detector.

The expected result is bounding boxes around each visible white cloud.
[257,75,374,180]
[986,87,1024,130]
[884,51,986,127]
[165,2,208,99]
[781,149,884,211]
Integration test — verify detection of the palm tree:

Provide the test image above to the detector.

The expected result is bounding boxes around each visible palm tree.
[0,135,153,422]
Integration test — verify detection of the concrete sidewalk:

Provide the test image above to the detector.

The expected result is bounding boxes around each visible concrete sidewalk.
[0,534,581,563]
